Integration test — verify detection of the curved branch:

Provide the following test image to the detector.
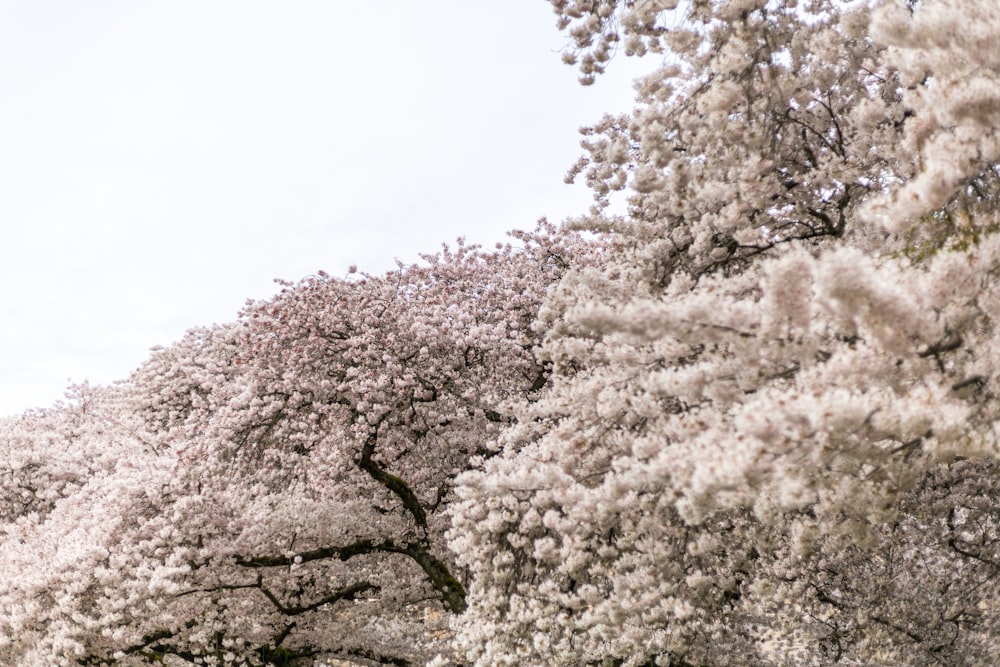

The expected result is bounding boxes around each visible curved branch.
[255,578,378,616]
[235,538,468,613]
[234,538,399,568]
[357,432,428,530]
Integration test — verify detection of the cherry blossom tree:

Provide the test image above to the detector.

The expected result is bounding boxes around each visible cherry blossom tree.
[0,227,600,666]
[450,1,1000,665]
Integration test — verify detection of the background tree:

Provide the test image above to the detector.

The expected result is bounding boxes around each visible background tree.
[0,226,600,666]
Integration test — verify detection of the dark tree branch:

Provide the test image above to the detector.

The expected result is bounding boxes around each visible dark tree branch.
[235,538,468,613]
[357,431,428,531]
[339,646,413,667]
[234,538,400,568]
[255,577,378,616]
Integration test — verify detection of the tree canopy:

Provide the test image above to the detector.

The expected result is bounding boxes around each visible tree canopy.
[5,1,1000,665]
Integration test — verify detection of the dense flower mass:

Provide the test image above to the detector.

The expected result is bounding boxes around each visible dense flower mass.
[0,228,602,666]
[5,1,1000,665]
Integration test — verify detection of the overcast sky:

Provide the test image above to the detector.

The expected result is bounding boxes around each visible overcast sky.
[0,1,646,416]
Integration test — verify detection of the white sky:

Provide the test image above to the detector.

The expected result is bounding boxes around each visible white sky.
[0,1,647,416]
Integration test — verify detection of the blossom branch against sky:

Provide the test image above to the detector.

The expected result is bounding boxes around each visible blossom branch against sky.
[0,0,645,416]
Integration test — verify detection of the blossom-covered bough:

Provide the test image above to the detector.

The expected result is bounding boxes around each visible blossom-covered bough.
[6,0,1000,665]
[449,0,1000,665]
